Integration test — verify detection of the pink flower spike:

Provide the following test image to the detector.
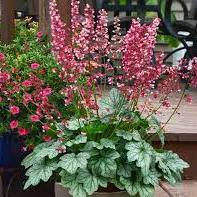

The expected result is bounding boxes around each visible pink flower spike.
[10,106,20,115]
[31,63,40,70]
[10,120,19,129]
[18,128,29,136]
[30,114,40,122]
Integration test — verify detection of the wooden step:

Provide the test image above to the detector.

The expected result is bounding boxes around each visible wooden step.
[156,181,197,197]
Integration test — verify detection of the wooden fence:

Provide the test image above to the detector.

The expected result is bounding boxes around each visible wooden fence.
[0,0,78,44]
[0,0,96,44]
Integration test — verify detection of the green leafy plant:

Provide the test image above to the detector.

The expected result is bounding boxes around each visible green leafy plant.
[19,0,195,196]
[22,89,189,197]
[0,19,68,146]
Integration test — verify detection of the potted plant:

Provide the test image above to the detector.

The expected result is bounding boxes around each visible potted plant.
[0,19,69,149]
[21,0,197,196]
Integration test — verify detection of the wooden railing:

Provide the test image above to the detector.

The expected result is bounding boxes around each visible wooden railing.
[0,0,96,44]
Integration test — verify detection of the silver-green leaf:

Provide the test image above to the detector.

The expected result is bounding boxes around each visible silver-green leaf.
[125,141,154,175]
[59,153,90,174]
[24,160,58,189]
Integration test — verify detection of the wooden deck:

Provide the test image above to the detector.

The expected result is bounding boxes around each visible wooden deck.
[157,89,197,141]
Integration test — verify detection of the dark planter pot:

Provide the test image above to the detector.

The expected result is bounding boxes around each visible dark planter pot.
[55,183,130,197]
[0,132,23,168]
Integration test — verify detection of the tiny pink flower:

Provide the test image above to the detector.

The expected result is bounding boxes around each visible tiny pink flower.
[22,80,32,87]
[31,63,40,70]
[42,124,50,131]
[185,95,192,104]
[30,114,40,122]
[10,106,20,115]
[37,31,43,39]
[10,120,19,129]
[43,135,52,142]
[162,100,171,108]
[0,72,10,83]
[0,52,5,61]
[18,128,29,136]
[42,88,52,97]
[23,93,32,104]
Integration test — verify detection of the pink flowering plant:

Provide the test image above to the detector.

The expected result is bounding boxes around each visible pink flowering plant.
[21,0,197,196]
[0,20,70,147]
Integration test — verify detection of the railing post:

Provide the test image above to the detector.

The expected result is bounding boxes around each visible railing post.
[39,0,50,35]
[57,0,71,27]
[0,0,15,44]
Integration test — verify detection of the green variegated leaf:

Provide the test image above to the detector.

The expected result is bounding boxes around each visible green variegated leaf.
[59,153,90,174]
[60,170,78,188]
[21,152,41,169]
[120,177,139,196]
[82,141,103,151]
[156,151,189,184]
[149,116,164,145]
[117,163,132,178]
[66,118,85,130]
[116,130,141,141]
[138,184,154,197]
[77,170,99,195]
[125,141,154,175]
[36,141,61,159]
[65,135,87,147]
[90,149,120,178]
[98,177,108,188]
[110,179,125,190]
[70,183,87,197]
[98,88,127,116]
[60,171,87,197]
[22,141,60,169]
[100,138,116,149]
[56,123,73,137]
[24,160,58,189]
[143,170,161,186]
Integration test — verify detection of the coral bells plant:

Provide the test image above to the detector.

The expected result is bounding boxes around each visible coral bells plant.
[21,0,197,196]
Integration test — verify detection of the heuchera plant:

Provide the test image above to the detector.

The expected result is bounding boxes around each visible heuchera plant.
[21,0,197,196]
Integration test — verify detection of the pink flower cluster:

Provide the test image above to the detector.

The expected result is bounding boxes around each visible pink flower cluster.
[49,0,197,113]
[0,56,60,140]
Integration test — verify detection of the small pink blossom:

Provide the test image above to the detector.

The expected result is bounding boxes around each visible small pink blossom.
[10,120,19,129]
[10,106,20,115]
[185,95,192,104]
[0,52,5,61]
[162,100,171,108]
[31,63,40,70]
[43,135,52,142]
[0,72,10,83]
[22,80,32,87]
[18,128,29,136]
[37,31,43,39]
[42,124,50,131]
[23,93,32,104]
[42,88,52,97]
[30,114,40,122]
